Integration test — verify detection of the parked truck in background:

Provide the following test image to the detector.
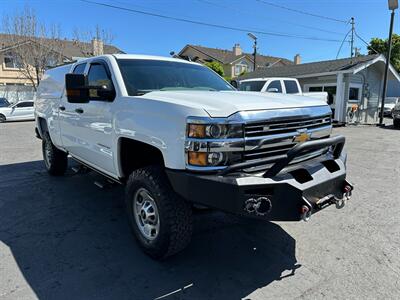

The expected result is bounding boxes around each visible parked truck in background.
[35,54,353,259]
[239,77,329,103]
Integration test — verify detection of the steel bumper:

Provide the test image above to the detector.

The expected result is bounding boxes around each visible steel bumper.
[167,136,353,222]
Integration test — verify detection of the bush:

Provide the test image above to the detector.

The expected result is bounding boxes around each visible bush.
[204,61,225,77]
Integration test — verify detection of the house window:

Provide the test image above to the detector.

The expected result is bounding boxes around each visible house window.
[3,53,22,69]
[349,87,359,100]
[234,61,248,76]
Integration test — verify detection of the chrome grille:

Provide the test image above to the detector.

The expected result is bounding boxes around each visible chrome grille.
[245,115,332,137]
[242,114,332,172]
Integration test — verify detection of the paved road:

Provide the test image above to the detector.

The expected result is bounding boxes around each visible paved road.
[0,121,399,300]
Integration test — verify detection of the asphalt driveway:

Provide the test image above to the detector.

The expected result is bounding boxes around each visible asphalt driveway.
[0,121,399,299]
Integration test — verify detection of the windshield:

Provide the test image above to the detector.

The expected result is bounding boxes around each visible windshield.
[0,98,10,107]
[385,98,398,104]
[239,81,266,92]
[117,59,234,96]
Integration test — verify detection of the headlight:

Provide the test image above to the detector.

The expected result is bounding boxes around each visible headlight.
[186,119,244,168]
[187,123,243,139]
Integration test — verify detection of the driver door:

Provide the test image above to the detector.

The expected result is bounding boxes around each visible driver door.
[59,60,116,176]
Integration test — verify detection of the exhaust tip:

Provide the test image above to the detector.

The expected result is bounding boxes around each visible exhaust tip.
[244,197,272,216]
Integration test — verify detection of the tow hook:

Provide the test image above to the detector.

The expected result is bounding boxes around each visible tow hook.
[300,197,313,222]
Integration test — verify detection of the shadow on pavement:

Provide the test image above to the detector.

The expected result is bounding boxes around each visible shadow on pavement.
[0,160,299,300]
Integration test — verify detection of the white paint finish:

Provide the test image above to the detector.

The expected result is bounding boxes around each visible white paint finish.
[335,73,345,122]
[36,55,331,177]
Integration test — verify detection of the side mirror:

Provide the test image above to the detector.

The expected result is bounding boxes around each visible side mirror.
[65,73,89,103]
[267,88,279,93]
[230,80,238,89]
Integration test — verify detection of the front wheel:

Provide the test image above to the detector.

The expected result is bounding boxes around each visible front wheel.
[0,114,6,123]
[126,165,192,260]
[42,133,68,176]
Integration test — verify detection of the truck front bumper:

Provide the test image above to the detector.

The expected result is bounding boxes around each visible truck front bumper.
[166,136,353,222]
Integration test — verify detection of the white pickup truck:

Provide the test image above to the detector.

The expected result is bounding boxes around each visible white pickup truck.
[239,77,329,103]
[35,54,353,259]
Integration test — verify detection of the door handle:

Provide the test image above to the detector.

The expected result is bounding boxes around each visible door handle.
[59,106,65,111]
[75,108,84,114]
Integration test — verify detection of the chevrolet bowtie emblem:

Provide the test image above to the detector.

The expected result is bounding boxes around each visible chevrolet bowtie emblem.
[293,130,310,143]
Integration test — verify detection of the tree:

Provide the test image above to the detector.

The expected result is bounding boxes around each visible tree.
[368,34,400,72]
[72,25,115,57]
[1,7,65,90]
[204,61,225,77]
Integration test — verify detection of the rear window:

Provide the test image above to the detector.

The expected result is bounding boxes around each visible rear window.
[239,81,266,92]
[284,80,299,94]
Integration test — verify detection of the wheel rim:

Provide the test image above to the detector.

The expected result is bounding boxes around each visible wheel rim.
[133,188,160,241]
[43,141,52,169]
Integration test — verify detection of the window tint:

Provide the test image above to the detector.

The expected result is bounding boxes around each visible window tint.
[239,81,266,91]
[16,102,33,108]
[284,80,299,94]
[73,63,86,74]
[267,80,282,93]
[117,59,233,96]
[87,63,113,99]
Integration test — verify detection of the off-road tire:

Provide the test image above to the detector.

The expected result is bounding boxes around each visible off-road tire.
[126,165,192,260]
[0,114,6,123]
[394,118,400,129]
[42,132,68,176]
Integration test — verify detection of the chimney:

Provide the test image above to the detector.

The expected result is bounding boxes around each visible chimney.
[233,43,242,56]
[294,54,301,65]
[92,38,104,56]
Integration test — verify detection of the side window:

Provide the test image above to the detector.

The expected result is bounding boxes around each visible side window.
[267,80,282,93]
[73,63,86,74]
[284,80,300,94]
[15,102,33,108]
[87,63,114,100]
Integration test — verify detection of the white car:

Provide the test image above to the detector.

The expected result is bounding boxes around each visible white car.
[0,100,35,122]
[35,54,352,259]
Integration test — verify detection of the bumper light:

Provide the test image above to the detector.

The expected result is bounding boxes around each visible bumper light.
[188,151,207,166]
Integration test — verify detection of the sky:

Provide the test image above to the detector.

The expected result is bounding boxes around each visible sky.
[0,0,398,63]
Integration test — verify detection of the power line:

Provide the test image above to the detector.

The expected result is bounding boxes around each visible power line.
[354,31,378,54]
[255,0,349,24]
[336,30,352,59]
[196,0,345,36]
[80,0,343,43]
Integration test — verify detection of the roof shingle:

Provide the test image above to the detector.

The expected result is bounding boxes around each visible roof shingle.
[180,44,293,66]
[239,54,379,79]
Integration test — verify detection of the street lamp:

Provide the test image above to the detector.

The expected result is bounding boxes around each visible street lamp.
[247,33,257,72]
[379,0,398,125]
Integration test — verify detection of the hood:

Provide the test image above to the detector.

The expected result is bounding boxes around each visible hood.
[140,90,327,117]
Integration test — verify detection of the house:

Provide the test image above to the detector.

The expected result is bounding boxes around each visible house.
[0,34,123,103]
[239,54,400,124]
[178,44,293,78]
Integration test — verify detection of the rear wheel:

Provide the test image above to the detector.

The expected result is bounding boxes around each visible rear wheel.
[0,114,5,123]
[394,118,400,129]
[126,165,192,260]
[42,133,68,176]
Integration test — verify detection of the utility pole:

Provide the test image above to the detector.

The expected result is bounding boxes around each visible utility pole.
[350,17,355,57]
[379,0,398,125]
[253,39,257,71]
[247,33,257,71]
